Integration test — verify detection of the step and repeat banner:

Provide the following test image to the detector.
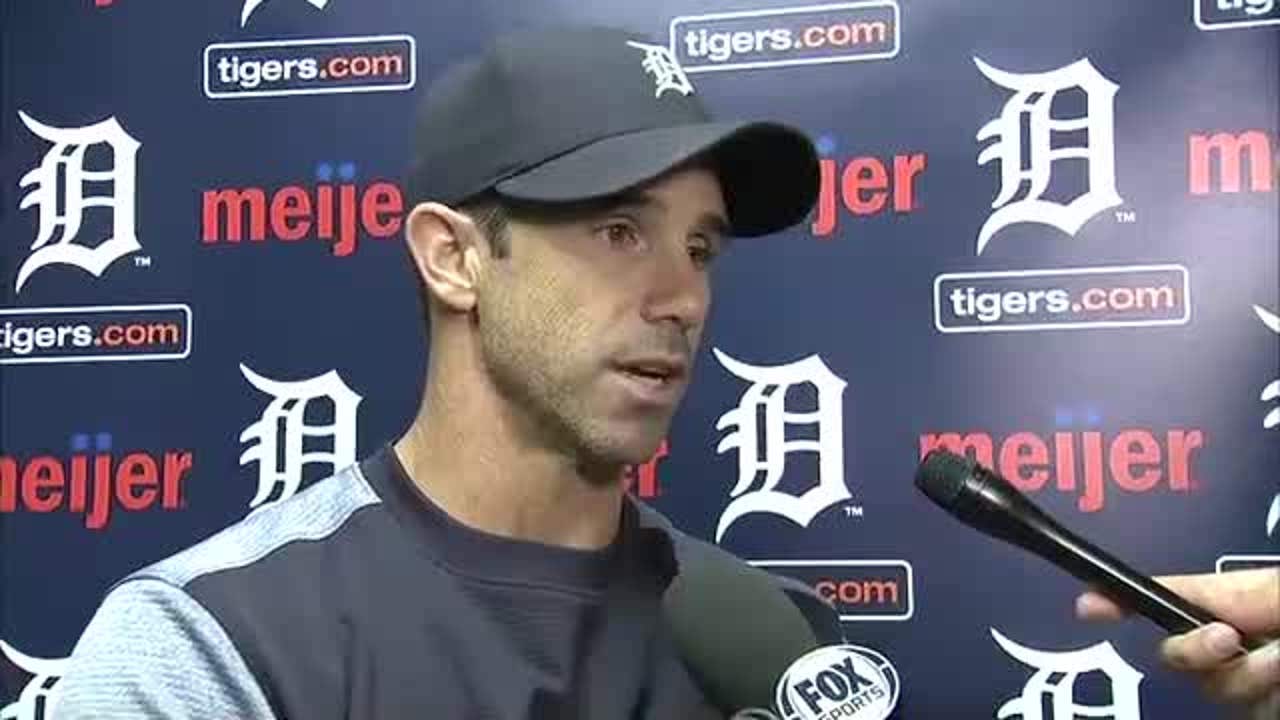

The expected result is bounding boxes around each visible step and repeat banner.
[1,1,1277,718]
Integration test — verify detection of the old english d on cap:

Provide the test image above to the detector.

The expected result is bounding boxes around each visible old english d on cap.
[405,25,820,237]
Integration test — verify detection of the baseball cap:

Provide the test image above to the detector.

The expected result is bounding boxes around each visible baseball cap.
[404,25,819,238]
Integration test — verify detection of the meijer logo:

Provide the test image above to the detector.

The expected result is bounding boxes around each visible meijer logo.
[918,424,1204,513]
[775,645,900,720]
[810,136,925,238]
[1188,130,1275,195]
[0,432,193,531]
[202,163,402,257]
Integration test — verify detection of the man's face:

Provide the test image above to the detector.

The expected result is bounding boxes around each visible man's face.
[474,165,728,471]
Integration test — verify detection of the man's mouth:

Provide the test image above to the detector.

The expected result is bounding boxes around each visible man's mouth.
[613,357,688,388]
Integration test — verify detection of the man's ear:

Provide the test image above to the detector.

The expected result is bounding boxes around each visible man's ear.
[405,202,486,315]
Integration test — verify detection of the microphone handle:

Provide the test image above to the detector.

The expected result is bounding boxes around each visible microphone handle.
[1030,513,1215,632]
[971,474,1265,652]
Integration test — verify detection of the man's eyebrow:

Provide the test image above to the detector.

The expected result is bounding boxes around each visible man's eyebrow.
[695,212,730,240]
[607,189,661,213]
[608,190,730,238]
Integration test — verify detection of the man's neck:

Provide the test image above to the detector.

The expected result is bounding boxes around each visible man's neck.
[392,375,626,552]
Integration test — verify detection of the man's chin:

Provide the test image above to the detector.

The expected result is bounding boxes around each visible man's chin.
[618,416,674,461]
[580,425,669,470]
[618,437,666,466]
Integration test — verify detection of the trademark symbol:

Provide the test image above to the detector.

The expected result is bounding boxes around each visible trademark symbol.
[134,255,152,267]
[844,505,864,518]
[1114,210,1137,224]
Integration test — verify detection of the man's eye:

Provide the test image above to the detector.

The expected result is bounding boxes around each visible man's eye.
[601,222,642,248]
[689,236,720,267]
[688,245,715,267]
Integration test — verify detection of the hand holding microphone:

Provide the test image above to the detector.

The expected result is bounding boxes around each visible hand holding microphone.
[666,449,1276,719]
[1076,568,1279,718]
[915,449,1279,717]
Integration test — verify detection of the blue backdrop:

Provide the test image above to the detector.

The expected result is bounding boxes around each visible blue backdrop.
[2,1,1277,718]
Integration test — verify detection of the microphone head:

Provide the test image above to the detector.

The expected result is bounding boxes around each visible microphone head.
[914,448,975,509]
[914,448,1057,558]
[663,539,821,712]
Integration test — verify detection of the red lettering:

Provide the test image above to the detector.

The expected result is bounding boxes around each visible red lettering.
[202,189,267,243]
[163,451,193,509]
[638,439,669,498]
[202,180,410,255]
[23,458,63,512]
[87,454,113,530]
[362,182,403,237]
[1079,431,1105,512]
[1167,430,1203,491]
[892,153,926,211]
[1189,131,1274,195]
[810,153,926,237]
[919,433,994,468]
[842,158,888,215]
[317,184,335,239]
[69,454,88,512]
[0,457,16,512]
[1110,430,1161,492]
[999,432,1048,491]
[0,448,193,530]
[270,186,313,241]
[335,184,358,257]
[812,158,838,237]
[625,440,668,499]
[117,454,159,511]
[1054,431,1076,492]
[919,427,1205,514]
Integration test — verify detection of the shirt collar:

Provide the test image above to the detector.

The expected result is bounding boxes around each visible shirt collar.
[361,443,680,591]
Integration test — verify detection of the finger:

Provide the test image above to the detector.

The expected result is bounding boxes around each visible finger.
[1161,623,1247,671]
[1151,568,1280,635]
[1193,640,1280,705]
[1074,590,1131,621]
[1075,569,1280,634]
[1246,688,1280,720]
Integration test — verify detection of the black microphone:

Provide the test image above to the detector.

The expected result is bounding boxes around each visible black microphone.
[914,448,1264,651]
[663,533,853,716]
[663,536,824,714]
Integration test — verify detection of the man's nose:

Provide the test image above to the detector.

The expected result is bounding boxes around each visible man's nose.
[640,240,709,333]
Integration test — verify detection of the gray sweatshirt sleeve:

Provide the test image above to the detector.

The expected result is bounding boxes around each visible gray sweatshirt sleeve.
[52,578,277,720]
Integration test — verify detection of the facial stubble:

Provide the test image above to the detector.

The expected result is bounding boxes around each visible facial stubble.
[476,264,672,484]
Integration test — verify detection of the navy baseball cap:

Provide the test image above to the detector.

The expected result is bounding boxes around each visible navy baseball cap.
[405,26,819,238]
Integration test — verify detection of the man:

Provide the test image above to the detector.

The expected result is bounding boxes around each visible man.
[52,25,829,719]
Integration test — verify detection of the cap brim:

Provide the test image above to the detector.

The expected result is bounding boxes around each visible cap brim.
[493,121,818,238]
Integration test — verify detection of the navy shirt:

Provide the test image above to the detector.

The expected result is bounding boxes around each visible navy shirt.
[53,445,739,718]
